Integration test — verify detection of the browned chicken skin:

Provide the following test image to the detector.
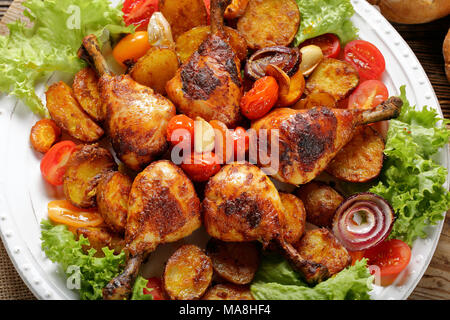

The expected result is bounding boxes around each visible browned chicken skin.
[166,0,243,127]
[103,160,201,300]
[251,97,402,185]
[79,35,176,171]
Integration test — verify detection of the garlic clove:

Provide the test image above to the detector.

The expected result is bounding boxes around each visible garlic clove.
[147,12,174,48]
[299,45,324,77]
[194,117,215,154]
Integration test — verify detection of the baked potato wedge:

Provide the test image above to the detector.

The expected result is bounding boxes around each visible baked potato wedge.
[237,0,300,50]
[326,126,385,183]
[163,244,213,300]
[76,227,125,257]
[295,228,351,276]
[129,46,179,95]
[279,193,306,244]
[46,81,104,142]
[305,58,359,101]
[296,182,344,227]
[206,239,260,285]
[63,144,116,208]
[203,284,254,300]
[96,171,132,234]
[72,67,103,122]
[159,0,208,39]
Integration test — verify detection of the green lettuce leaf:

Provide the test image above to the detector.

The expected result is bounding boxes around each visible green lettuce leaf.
[40,220,125,300]
[0,0,133,116]
[131,276,153,300]
[294,0,358,46]
[250,254,373,300]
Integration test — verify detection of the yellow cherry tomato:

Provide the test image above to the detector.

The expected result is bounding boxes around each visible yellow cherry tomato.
[113,31,151,67]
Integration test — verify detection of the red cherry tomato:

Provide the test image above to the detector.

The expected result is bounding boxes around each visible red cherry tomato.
[364,239,411,286]
[344,40,386,81]
[300,34,341,58]
[122,0,159,31]
[40,141,77,186]
[166,115,195,148]
[240,76,279,120]
[143,277,166,300]
[231,126,249,161]
[181,152,221,182]
[348,80,389,110]
[348,250,365,266]
[113,31,152,67]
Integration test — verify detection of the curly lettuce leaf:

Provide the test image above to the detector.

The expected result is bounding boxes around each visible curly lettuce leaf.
[0,0,133,116]
[41,220,125,300]
[294,0,358,46]
[251,254,373,300]
[131,276,153,300]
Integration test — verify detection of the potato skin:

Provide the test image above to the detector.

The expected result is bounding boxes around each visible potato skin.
[46,81,104,142]
[237,0,300,50]
[96,171,132,234]
[63,144,116,208]
[203,284,254,300]
[163,245,213,300]
[76,227,125,257]
[206,239,260,285]
[305,58,359,101]
[296,182,343,228]
[295,228,351,276]
[279,193,306,244]
[326,126,385,183]
[72,67,103,122]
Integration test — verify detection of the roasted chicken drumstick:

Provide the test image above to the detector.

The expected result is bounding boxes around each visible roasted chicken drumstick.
[79,35,176,171]
[103,160,201,300]
[166,0,243,127]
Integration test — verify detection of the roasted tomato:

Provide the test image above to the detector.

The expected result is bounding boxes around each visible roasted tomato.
[40,140,77,186]
[344,40,386,81]
[30,119,61,153]
[47,200,104,229]
[300,33,341,58]
[113,31,152,67]
[122,0,159,31]
[181,152,221,182]
[240,76,279,120]
[166,114,195,148]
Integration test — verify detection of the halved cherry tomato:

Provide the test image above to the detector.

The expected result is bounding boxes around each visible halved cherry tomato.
[181,152,221,182]
[143,277,166,300]
[364,239,411,286]
[122,0,159,31]
[47,200,104,229]
[40,141,77,186]
[240,76,279,120]
[166,114,195,148]
[300,34,341,58]
[113,31,152,67]
[344,40,386,81]
[348,250,365,266]
[30,119,61,153]
[348,80,389,110]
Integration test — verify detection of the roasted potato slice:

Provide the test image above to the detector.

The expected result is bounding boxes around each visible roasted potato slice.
[293,92,337,110]
[206,239,259,285]
[305,58,359,101]
[159,0,208,39]
[29,119,61,153]
[46,81,104,142]
[96,171,132,234]
[326,126,385,183]
[72,67,103,122]
[237,0,300,50]
[279,193,306,244]
[175,25,248,64]
[76,227,125,257]
[295,228,351,276]
[296,182,344,227]
[129,46,179,95]
[163,244,213,300]
[63,144,116,208]
[203,284,254,300]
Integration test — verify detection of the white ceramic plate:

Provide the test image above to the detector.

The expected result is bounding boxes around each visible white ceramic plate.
[0,0,447,300]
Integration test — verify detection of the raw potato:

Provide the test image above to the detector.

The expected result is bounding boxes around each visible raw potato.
[63,144,116,208]
[306,58,359,101]
[76,227,125,257]
[72,67,103,122]
[444,28,450,83]
[163,244,213,300]
[129,46,179,95]
[295,228,351,276]
[368,0,450,24]
[206,239,259,285]
[279,193,306,244]
[296,181,343,227]
[203,284,254,300]
[326,126,385,183]
[159,0,208,39]
[293,92,336,110]
[46,81,104,142]
[237,0,300,50]
[96,171,132,234]
[175,25,248,64]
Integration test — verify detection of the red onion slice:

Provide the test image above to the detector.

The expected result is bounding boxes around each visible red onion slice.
[332,192,395,251]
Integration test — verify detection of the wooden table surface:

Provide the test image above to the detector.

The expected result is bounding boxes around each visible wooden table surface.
[0,1,449,300]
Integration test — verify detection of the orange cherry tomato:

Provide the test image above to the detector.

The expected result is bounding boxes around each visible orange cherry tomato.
[113,31,151,67]
[40,140,77,186]
[30,119,61,153]
[143,277,166,300]
[240,76,279,120]
[181,152,221,182]
[47,200,104,229]
[166,115,195,148]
